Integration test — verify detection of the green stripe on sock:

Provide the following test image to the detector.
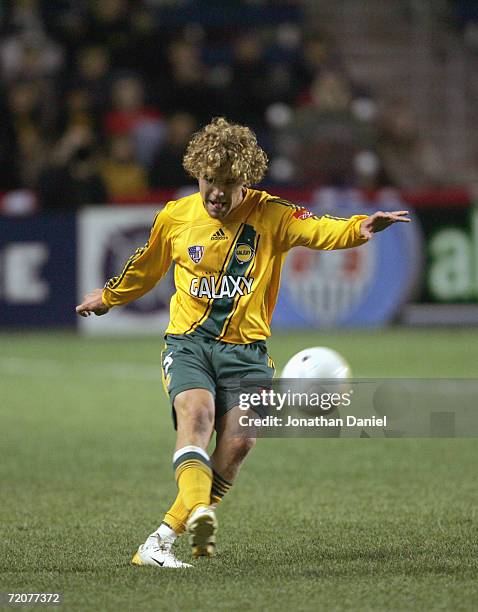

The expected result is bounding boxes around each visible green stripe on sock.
[173,451,211,472]
[211,470,232,500]
[213,470,232,487]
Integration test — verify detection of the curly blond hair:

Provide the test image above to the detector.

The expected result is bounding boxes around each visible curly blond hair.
[183,117,268,185]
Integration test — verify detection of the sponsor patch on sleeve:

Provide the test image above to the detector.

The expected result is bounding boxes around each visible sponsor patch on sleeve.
[293,208,314,220]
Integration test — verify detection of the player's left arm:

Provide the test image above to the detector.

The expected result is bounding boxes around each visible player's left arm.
[280,208,410,251]
[358,210,410,239]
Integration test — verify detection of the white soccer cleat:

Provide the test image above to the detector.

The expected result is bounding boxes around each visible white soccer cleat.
[186,506,218,558]
[131,534,192,569]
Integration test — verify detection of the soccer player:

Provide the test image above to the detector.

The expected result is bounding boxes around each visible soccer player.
[76,117,410,568]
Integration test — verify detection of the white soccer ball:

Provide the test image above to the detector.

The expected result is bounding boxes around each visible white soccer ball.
[281,346,351,379]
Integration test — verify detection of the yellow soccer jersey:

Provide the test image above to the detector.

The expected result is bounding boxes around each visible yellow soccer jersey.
[102,189,368,343]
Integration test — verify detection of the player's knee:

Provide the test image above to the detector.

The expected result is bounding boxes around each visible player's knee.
[229,436,256,461]
[175,396,214,434]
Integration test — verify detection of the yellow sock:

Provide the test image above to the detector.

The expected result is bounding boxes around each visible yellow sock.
[163,493,189,535]
[162,469,233,533]
[173,446,212,514]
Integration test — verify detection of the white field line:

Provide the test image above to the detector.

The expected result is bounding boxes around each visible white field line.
[0,356,161,381]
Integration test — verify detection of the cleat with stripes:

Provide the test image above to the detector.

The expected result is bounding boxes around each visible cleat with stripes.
[186,506,218,558]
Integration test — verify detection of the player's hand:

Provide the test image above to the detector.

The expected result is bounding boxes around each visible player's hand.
[76,288,110,317]
[360,210,410,239]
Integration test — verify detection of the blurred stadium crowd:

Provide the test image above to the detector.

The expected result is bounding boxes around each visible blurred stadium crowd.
[0,0,475,212]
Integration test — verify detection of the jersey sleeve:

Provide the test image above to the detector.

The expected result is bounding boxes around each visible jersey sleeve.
[279,207,369,252]
[102,208,172,307]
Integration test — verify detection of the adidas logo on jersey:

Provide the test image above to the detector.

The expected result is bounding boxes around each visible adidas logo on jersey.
[211,228,228,241]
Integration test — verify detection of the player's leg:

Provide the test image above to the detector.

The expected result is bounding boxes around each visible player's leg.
[160,338,273,525]
[208,339,274,505]
[162,336,217,524]
[133,335,218,566]
[135,409,258,566]
[172,388,215,512]
[134,337,273,565]
[172,388,219,558]
[209,407,256,504]
[156,408,255,537]
[132,387,216,567]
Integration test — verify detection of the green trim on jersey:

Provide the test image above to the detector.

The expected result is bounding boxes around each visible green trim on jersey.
[106,246,146,290]
[182,221,245,335]
[266,197,301,210]
[218,232,261,341]
[194,223,257,339]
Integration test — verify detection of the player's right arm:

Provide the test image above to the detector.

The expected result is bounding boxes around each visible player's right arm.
[75,208,173,316]
[76,288,109,317]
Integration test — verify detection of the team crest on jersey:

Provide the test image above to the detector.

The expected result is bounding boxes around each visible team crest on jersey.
[234,243,254,264]
[188,245,204,263]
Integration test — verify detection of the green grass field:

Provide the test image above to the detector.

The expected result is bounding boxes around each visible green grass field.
[1,329,478,611]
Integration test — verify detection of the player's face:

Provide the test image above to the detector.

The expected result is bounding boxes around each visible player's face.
[199,170,246,220]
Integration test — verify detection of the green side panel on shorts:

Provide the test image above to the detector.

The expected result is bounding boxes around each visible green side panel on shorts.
[195,223,256,338]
